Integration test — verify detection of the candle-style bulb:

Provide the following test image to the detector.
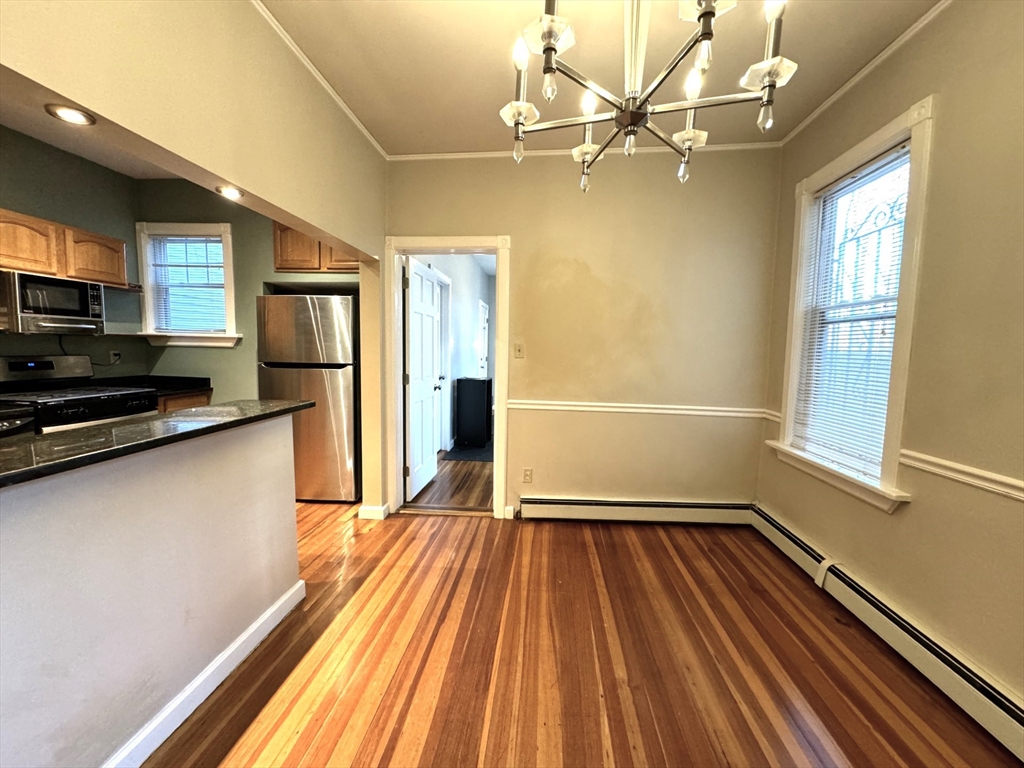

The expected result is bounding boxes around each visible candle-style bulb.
[677,160,690,184]
[684,67,703,101]
[580,172,590,193]
[624,133,636,157]
[695,39,713,73]
[581,89,598,116]
[513,38,530,71]
[757,102,774,132]
[513,139,525,163]
[764,0,787,22]
[542,72,557,103]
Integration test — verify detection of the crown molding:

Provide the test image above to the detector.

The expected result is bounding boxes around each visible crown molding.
[780,0,953,146]
[253,0,951,162]
[388,142,780,162]
[250,0,388,159]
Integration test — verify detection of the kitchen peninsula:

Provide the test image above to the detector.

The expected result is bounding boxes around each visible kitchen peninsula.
[0,400,312,768]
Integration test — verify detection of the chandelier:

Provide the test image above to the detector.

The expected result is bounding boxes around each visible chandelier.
[499,0,797,190]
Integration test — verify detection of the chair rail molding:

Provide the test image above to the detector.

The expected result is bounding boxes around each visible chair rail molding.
[899,450,1024,503]
[508,399,780,421]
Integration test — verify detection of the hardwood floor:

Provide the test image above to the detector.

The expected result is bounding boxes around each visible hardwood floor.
[145,505,1017,768]
[408,452,493,510]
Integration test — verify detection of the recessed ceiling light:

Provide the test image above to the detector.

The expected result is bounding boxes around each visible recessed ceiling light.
[216,186,244,201]
[44,104,96,126]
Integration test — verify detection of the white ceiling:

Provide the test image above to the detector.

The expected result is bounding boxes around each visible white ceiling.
[262,0,939,156]
[0,67,176,179]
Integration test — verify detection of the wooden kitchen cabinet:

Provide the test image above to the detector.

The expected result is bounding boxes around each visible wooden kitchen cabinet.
[64,227,127,286]
[0,207,128,287]
[274,221,363,274]
[0,209,60,275]
[158,389,213,413]
[273,222,321,271]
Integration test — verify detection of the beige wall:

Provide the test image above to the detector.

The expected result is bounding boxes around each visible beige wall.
[758,1,1024,696]
[0,0,386,257]
[388,150,781,503]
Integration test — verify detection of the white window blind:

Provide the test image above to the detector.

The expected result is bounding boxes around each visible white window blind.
[148,235,227,333]
[792,145,911,482]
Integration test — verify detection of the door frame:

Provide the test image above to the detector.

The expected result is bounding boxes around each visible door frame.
[384,236,512,520]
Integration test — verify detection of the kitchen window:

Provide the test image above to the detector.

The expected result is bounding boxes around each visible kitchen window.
[770,97,934,512]
[136,222,240,347]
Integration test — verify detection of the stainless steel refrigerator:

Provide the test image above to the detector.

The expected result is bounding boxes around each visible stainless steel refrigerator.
[257,295,359,501]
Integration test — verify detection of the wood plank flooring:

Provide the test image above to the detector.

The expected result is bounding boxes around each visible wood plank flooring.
[408,452,493,510]
[145,505,1017,768]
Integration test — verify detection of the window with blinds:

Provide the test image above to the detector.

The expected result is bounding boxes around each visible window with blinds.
[149,236,227,333]
[791,145,911,483]
[137,223,235,338]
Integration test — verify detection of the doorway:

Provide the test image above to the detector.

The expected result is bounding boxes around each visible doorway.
[384,236,511,520]
[404,252,496,512]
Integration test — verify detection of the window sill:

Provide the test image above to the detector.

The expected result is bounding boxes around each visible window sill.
[140,333,242,349]
[766,440,911,513]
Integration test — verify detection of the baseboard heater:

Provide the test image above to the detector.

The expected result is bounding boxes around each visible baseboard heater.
[518,496,1024,759]
[519,497,752,524]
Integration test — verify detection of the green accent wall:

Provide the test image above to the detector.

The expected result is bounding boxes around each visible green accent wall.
[0,126,150,373]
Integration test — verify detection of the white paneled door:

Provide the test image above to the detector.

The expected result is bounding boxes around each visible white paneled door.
[405,258,441,500]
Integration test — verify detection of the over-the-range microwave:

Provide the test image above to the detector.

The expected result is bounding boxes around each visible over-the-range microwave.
[0,270,105,335]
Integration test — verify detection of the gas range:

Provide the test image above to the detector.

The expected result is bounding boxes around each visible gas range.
[0,356,158,435]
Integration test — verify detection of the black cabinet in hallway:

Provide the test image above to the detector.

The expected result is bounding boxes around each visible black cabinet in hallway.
[454,377,492,448]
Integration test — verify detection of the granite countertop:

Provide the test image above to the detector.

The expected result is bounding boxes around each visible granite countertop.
[0,400,313,488]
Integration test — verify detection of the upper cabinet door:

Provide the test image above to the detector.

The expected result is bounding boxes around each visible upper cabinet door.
[274,222,321,271]
[323,240,361,272]
[64,227,127,286]
[0,209,60,275]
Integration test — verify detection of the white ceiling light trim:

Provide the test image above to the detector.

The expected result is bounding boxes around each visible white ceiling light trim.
[250,0,387,159]
[781,0,952,146]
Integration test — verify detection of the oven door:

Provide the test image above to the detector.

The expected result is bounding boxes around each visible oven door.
[16,273,104,334]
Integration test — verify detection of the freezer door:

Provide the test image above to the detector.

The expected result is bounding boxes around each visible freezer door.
[257,295,354,364]
[258,363,358,501]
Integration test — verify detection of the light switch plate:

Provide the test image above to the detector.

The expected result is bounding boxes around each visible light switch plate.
[514,342,525,359]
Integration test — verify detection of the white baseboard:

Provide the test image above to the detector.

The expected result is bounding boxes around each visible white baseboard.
[358,503,391,520]
[520,498,751,524]
[504,505,515,520]
[752,505,1024,761]
[102,580,306,768]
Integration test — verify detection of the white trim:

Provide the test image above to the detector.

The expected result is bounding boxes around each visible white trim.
[767,440,911,513]
[754,503,1024,760]
[357,503,391,520]
[781,0,953,146]
[384,236,511,520]
[508,399,779,421]
[775,96,934,501]
[135,222,238,339]
[520,500,751,524]
[387,143,779,162]
[250,0,387,159]
[102,579,305,768]
[900,451,1024,503]
[141,333,242,348]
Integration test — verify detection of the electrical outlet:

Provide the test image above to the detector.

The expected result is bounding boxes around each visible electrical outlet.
[108,350,122,365]
[522,468,533,483]
[514,342,525,359]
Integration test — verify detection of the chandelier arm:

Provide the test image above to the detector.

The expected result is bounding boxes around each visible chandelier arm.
[649,91,763,115]
[644,123,688,158]
[523,112,617,134]
[554,59,624,111]
[585,127,623,170]
[637,30,701,106]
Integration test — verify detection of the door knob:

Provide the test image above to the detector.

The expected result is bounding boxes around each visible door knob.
[439,375,446,381]
[434,384,442,391]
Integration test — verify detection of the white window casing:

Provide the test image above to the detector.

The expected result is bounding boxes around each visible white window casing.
[136,222,241,348]
[769,96,935,513]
